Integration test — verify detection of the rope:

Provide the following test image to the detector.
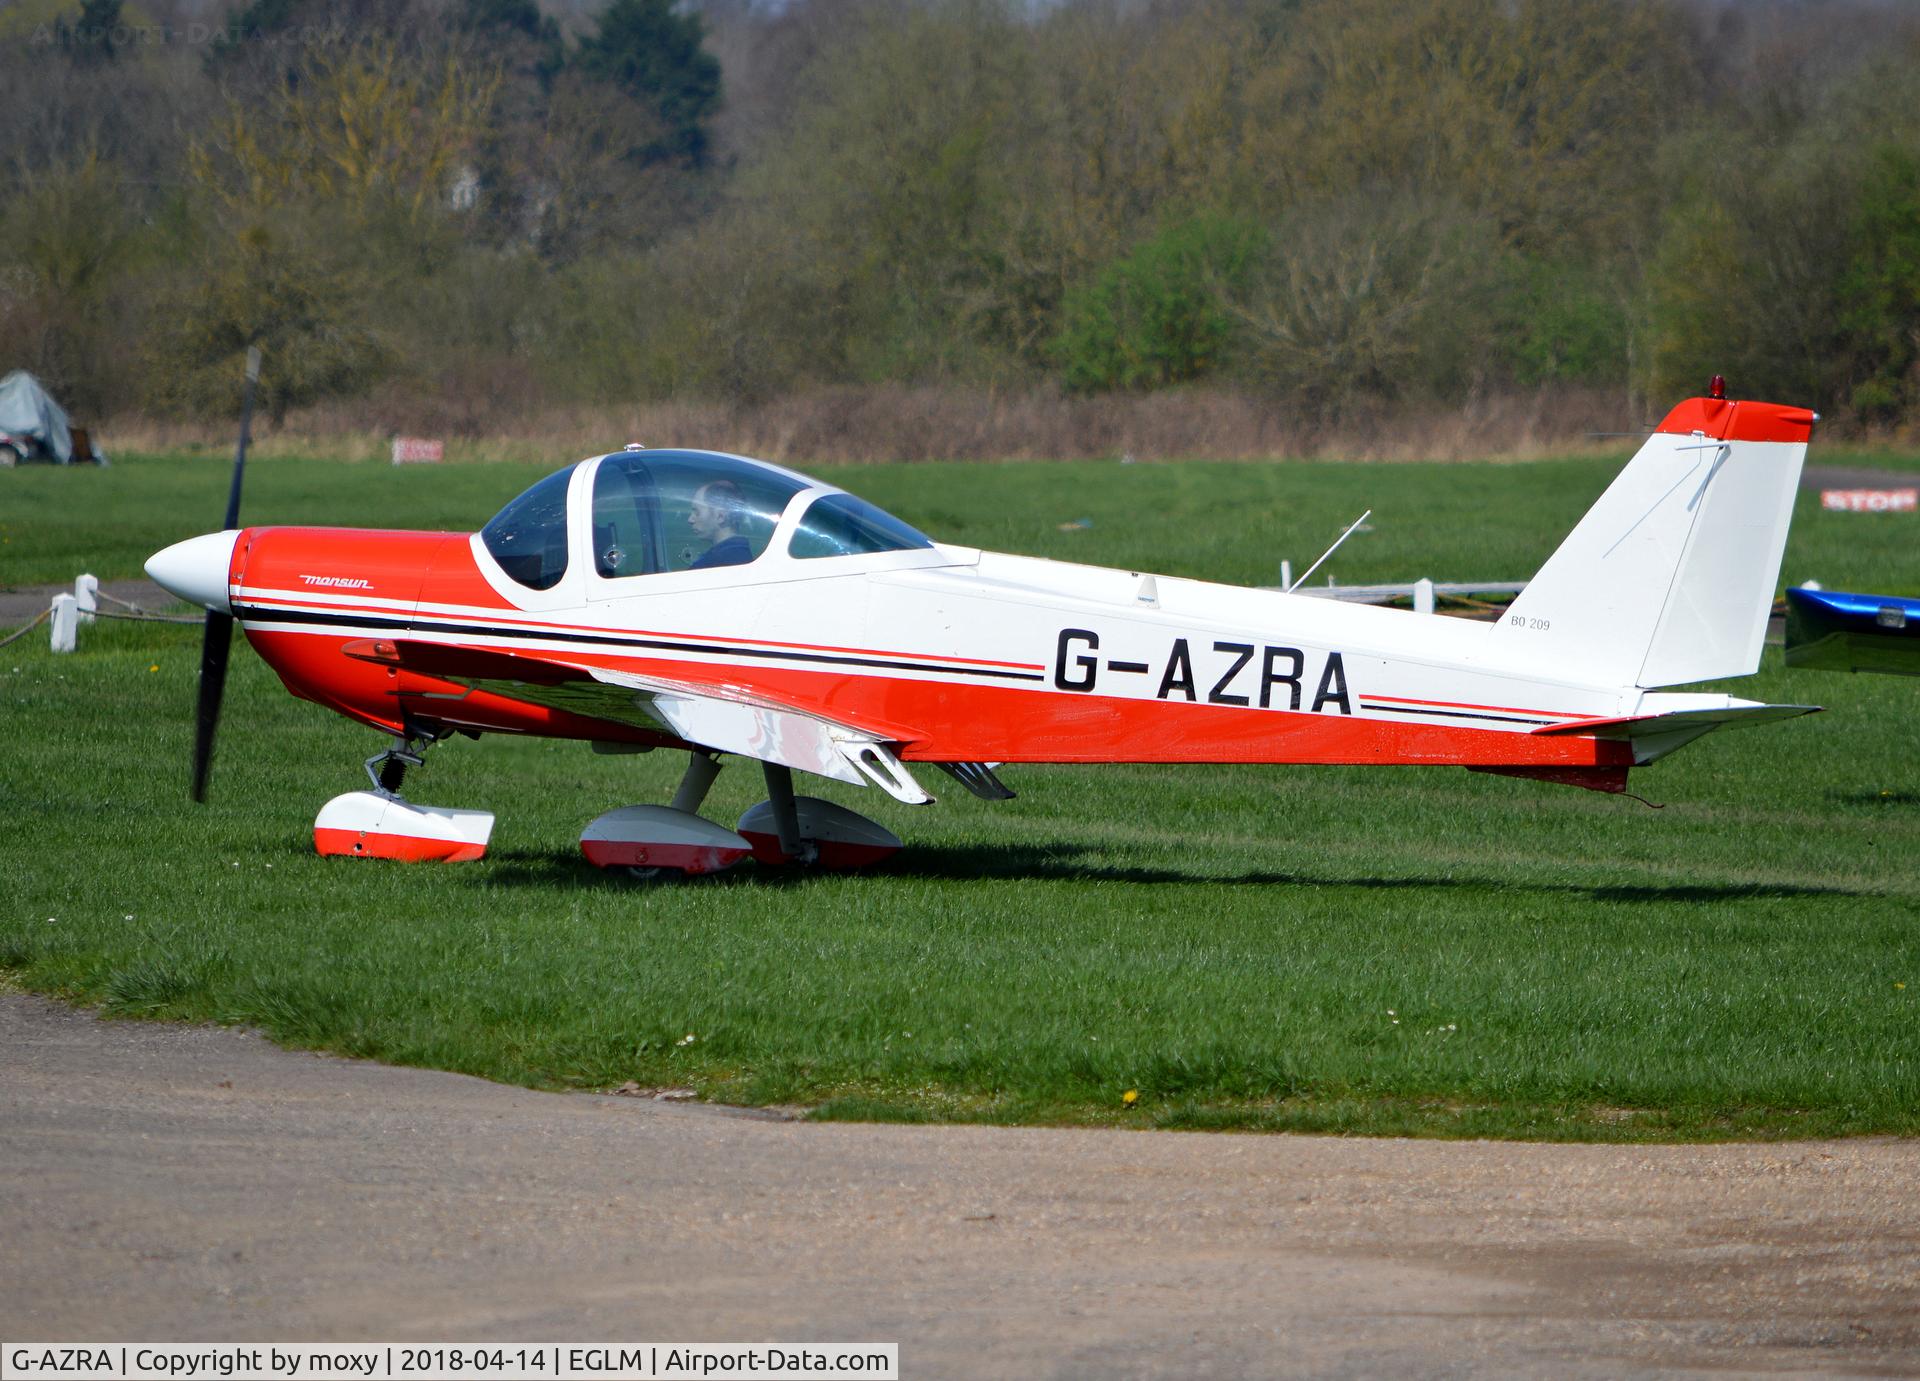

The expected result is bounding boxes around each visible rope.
[0,608,52,648]
[93,608,202,626]
[0,601,198,651]
[96,588,196,619]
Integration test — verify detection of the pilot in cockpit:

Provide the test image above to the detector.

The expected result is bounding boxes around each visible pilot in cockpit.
[687,480,753,570]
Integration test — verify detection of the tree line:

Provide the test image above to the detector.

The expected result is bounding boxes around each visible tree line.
[3,0,1918,437]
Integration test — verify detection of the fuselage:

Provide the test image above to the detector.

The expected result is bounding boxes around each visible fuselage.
[208,445,1719,775]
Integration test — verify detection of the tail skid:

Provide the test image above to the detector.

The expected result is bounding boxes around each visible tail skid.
[1490,396,1815,689]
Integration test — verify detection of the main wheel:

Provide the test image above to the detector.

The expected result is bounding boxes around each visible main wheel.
[737,797,902,869]
[623,864,687,883]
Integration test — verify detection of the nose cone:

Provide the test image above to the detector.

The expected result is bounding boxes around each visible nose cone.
[146,531,240,614]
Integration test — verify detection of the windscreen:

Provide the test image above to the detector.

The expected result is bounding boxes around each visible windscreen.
[480,465,574,591]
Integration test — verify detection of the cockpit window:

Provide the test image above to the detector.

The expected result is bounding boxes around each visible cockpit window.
[591,451,808,578]
[481,465,574,591]
[789,492,934,560]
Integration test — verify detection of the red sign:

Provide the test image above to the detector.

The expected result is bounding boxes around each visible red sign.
[391,437,445,465]
[1820,488,1917,513]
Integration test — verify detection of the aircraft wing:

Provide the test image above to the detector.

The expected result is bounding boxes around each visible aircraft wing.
[342,638,936,803]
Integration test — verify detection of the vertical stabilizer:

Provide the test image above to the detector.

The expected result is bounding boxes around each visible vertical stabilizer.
[1491,397,1814,688]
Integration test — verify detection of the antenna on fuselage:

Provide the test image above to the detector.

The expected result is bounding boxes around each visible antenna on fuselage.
[1284,510,1371,594]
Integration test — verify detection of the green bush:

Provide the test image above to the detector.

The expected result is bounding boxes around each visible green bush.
[1837,144,1920,423]
[1226,193,1508,417]
[141,215,392,424]
[1501,257,1630,388]
[1055,214,1264,393]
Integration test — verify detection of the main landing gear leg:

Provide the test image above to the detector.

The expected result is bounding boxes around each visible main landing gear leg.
[760,763,813,866]
[670,751,724,814]
[579,751,754,880]
[314,731,494,863]
[737,763,902,871]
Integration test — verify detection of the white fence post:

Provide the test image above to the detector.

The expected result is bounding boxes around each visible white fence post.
[50,594,78,653]
[1413,577,1435,615]
[75,573,98,623]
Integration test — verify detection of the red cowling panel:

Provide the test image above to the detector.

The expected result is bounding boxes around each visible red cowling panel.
[237,527,454,606]
[1654,398,1817,444]
[418,532,517,610]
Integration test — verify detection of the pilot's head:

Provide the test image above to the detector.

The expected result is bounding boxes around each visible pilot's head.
[689,480,744,540]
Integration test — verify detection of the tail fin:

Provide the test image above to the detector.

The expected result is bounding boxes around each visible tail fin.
[1491,396,1815,688]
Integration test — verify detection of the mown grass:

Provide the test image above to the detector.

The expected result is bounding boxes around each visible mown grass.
[2,452,1917,1140]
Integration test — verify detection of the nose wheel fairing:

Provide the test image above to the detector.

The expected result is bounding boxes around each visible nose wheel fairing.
[314,791,496,862]
[316,733,495,863]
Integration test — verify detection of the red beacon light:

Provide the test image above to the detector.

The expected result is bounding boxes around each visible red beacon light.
[1708,375,1727,401]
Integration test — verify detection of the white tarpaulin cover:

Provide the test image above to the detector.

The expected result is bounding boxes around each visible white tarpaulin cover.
[0,370,72,462]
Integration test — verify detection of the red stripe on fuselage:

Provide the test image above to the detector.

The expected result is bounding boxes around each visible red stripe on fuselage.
[243,624,1630,769]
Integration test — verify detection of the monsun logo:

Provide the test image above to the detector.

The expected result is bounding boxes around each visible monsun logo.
[299,574,373,589]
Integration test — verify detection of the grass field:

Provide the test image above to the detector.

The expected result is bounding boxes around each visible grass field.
[3,449,1918,1141]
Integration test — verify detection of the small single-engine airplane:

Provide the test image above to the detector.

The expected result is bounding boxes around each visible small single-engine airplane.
[147,384,1820,876]
[1785,586,1920,677]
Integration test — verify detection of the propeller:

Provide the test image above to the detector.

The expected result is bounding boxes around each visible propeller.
[190,346,260,803]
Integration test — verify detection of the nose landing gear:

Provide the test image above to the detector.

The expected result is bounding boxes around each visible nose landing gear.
[314,733,495,862]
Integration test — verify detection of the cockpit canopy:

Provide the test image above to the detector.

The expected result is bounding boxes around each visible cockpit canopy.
[479,449,934,592]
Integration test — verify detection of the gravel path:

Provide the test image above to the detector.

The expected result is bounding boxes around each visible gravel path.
[4,991,1917,1377]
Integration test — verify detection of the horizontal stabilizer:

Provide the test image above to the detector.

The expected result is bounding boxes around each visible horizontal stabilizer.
[1531,702,1818,764]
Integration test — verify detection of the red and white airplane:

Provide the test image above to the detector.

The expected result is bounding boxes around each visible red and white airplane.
[147,388,1820,875]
